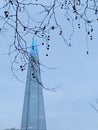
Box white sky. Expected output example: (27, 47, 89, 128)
(0, 1, 98, 130)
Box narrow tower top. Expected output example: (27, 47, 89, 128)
(30, 39, 38, 57)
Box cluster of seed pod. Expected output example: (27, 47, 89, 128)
(20, 65, 25, 71)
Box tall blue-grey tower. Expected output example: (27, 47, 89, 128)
(21, 40, 47, 130)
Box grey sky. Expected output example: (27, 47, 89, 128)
(0, 1, 98, 130)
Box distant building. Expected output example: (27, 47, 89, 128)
(5, 128, 19, 130)
(20, 40, 47, 130)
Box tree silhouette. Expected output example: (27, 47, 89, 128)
(0, 0, 98, 81)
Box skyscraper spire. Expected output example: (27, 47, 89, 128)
(21, 40, 47, 130)
(30, 39, 38, 58)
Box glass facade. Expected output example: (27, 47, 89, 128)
(21, 44, 47, 130)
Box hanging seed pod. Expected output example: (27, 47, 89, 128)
(51, 26, 55, 30)
(42, 43, 44, 45)
(4, 11, 9, 18)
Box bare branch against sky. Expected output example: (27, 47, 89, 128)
(0, 1, 98, 130)
(0, 0, 98, 66)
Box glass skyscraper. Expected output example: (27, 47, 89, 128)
(21, 41, 47, 130)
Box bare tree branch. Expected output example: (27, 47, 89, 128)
(0, 0, 98, 89)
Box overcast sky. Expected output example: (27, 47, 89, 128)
(0, 1, 98, 130)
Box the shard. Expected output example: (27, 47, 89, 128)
(21, 40, 47, 130)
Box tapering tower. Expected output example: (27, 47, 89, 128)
(21, 40, 47, 130)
